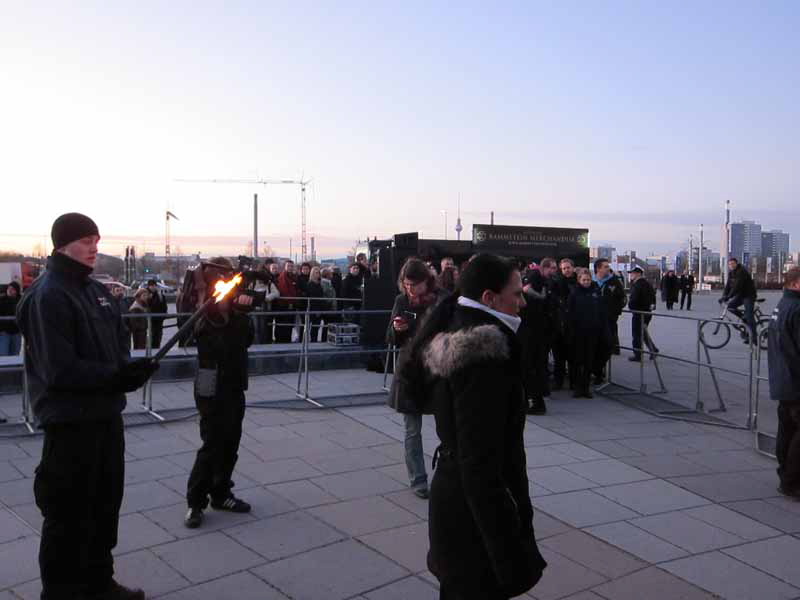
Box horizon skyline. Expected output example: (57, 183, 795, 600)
(3, 3, 798, 258)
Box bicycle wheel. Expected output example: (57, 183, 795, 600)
(758, 318, 770, 351)
(700, 319, 731, 349)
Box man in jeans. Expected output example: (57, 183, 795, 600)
(721, 257, 758, 344)
(768, 267, 800, 497)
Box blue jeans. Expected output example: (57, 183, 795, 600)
(404, 413, 428, 488)
(727, 296, 756, 341)
(0, 333, 21, 356)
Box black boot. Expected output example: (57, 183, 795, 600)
(527, 398, 547, 415)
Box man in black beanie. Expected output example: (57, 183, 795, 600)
(16, 212, 157, 600)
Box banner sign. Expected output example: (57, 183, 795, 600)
(472, 224, 589, 254)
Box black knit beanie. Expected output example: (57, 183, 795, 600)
(51, 213, 99, 249)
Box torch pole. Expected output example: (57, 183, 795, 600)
(153, 297, 215, 362)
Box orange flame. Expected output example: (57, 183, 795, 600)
(212, 273, 243, 303)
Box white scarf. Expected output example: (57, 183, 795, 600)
(457, 296, 522, 334)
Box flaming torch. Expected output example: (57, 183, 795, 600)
(153, 273, 243, 362)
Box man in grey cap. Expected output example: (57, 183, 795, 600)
(17, 213, 157, 600)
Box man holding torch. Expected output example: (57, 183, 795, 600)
(17, 213, 157, 600)
(184, 257, 255, 528)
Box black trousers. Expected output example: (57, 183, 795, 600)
(151, 323, 164, 348)
(187, 390, 246, 509)
(552, 334, 572, 384)
(777, 403, 800, 491)
(573, 344, 597, 394)
(680, 290, 692, 310)
(521, 334, 549, 401)
(631, 313, 656, 359)
(35, 416, 125, 599)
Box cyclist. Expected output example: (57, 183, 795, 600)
(720, 257, 757, 344)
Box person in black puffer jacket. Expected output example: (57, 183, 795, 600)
(567, 269, 611, 398)
(398, 254, 546, 600)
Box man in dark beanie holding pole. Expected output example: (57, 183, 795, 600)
(16, 213, 157, 600)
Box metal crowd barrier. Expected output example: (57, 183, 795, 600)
(602, 308, 770, 447)
(0, 301, 399, 435)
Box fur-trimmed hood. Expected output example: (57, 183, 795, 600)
(423, 323, 511, 378)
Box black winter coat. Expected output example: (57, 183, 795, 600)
(768, 289, 800, 405)
(196, 309, 255, 393)
(340, 274, 363, 303)
(660, 275, 680, 303)
(680, 275, 695, 293)
(629, 278, 656, 312)
(551, 273, 577, 335)
(724, 265, 757, 302)
(147, 290, 168, 330)
(15, 252, 130, 426)
(0, 289, 20, 334)
(416, 306, 546, 597)
(567, 285, 612, 363)
(597, 276, 626, 321)
(304, 280, 327, 314)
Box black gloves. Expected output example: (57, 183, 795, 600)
(115, 358, 159, 393)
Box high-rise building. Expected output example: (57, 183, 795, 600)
(761, 229, 790, 260)
(729, 220, 762, 264)
(590, 246, 616, 261)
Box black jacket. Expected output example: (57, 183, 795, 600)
(680, 275, 695, 293)
(16, 253, 131, 426)
(723, 265, 757, 302)
(0, 285, 20, 334)
(551, 273, 578, 334)
(597, 275, 626, 320)
(147, 289, 168, 329)
(196, 308, 255, 393)
(567, 284, 611, 350)
(386, 290, 447, 413)
(520, 269, 556, 339)
(660, 274, 680, 303)
(413, 306, 546, 596)
(628, 277, 656, 312)
(340, 274, 363, 303)
(304, 280, 327, 314)
(768, 289, 800, 405)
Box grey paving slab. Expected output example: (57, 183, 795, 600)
(528, 466, 596, 493)
(0, 536, 40, 588)
(582, 440, 644, 459)
(585, 521, 689, 563)
(9, 456, 38, 479)
(362, 575, 438, 600)
(324, 428, 397, 449)
(235, 457, 324, 485)
(125, 436, 197, 459)
(6, 503, 41, 534)
(722, 535, 800, 588)
(124, 457, 185, 485)
(312, 468, 406, 500)
(359, 522, 430, 573)
(524, 425, 574, 446)
(303, 447, 398, 474)
(376, 462, 413, 486)
(309, 496, 420, 536)
(0, 444, 29, 461)
(548, 443, 609, 462)
(383, 489, 430, 520)
(533, 510, 574, 540)
(669, 470, 780, 503)
(590, 566, 719, 600)
(112, 549, 190, 597)
(0, 508, 35, 544)
(533, 491, 639, 528)
(143, 502, 256, 539)
(113, 512, 175, 556)
(266, 479, 339, 508)
(0, 461, 22, 483)
(552, 592, 604, 600)
(151, 531, 265, 584)
(670, 432, 748, 451)
(0, 477, 34, 507)
(682, 449, 778, 473)
(661, 551, 799, 600)
(540, 530, 646, 579)
(158, 571, 289, 600)
(227, 510, 344, 560)
(681, 504, 782, 541)
(724, 499, 800, 533)
(119, 480, 184, 515)
(529, 547, 608, 600)
(594, 479, 710, 515)
(618, 454, 714, 478)
(562, 459, 654, 486)
(615, 436, 689, 456)
(525, 446, 582, 468)
(253, 539, 409, 600)
(629, 511, 745, 553)
(8, 578, 42, 600)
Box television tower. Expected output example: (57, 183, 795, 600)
(455, 195, 463, 241)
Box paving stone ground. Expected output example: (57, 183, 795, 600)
(0, 291, 795, 599)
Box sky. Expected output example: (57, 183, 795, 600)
(1, 1, 798, 259)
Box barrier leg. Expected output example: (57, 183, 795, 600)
(696, 321, 704, 412)
(21, 335, 34, 433)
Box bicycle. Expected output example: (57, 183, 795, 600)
(699, 298, 770, 351)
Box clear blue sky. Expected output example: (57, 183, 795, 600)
(1, 1, 798, 258)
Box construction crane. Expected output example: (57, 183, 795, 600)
(174, 177, 312, 260)
(165, 210, 179, 257)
